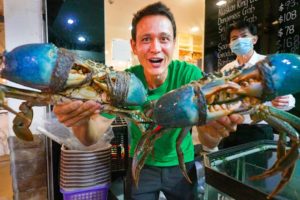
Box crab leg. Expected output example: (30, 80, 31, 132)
(12, 102, 34, 141)
(249, 107, 299, 198)
(267, 164, 295, 199)
(132, 131, 155, 187)
(132, 126, 169, 187)
(0, 85, 55, 105)
(176, 127, 193, 183)
(102, 104, 152, 125)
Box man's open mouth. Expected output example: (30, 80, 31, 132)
(149, 58, 163, 64)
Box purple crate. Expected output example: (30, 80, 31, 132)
(60, 184, 110, 200)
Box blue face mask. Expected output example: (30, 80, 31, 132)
(229, 37, 253, 55)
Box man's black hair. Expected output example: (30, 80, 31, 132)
(131, 1, 176, 41)
(226, 21, 257, 43)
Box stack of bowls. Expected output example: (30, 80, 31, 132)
(60, 144, 111, 190)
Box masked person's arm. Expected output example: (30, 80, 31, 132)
(53, 100, 114, 146)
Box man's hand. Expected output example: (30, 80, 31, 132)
(197, 114, 244, 149)
(53, 100, 102, 127)
(53, 100, 115, 146)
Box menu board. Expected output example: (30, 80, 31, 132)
(277, 0, 300, 53)
(204, 0, 300, 72)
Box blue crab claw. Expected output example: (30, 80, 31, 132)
(1, 43, 74, 92)
(232, 53, 300, 101)
(152, 80, 241, 127)
(262, 53, 300, 99)
(0, 43, 147, 107)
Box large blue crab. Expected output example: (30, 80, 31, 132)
(0, 43, 150, 141)
(1, 43, 299, 199)
(133, 53, 300, 199)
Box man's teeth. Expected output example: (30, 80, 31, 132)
(149, 58, 163, 63)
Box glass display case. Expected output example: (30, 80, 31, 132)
(204, 140, 300, 200)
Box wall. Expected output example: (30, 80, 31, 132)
(104, 0, 205, 71)
(3, 0, 46, 141)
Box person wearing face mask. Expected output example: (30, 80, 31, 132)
(219, 20, 296, 149)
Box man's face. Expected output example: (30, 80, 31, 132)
(131, 15, 175, 78)
(229, 28, 257, 44)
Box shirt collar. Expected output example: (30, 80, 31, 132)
(246, 51, 259, 67)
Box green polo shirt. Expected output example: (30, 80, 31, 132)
(127, 60, 202, 166)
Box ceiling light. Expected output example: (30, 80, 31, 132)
(67, 18, 74, 25)
(78, 36, 86, 42)
(191, 26, 200, 33)
(272, 20, 279, 25)
(216, 0, 227, 6)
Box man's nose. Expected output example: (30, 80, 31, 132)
(150, 39, 161, 53)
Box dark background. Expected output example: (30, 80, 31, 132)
(204, 0, 300, 72)
(46, 0, 105, 62)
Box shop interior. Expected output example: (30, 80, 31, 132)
(0, 0, 300, 199)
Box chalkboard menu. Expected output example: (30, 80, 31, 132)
(277, 0, 300, 53)
(204, 0, 300, 72)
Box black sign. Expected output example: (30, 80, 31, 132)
(277, 0, 300, 53)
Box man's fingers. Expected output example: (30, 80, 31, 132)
(53, 101, 83, 115)
(62, 105, 101, 125)
(53, 100, 102, 127)
(207, 120, 230, 137)
(229, 114, 244, 124)
(198, 124, 219, 138)
(216, 116, 234, 132)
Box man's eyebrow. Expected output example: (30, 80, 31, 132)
(138, 33, 151, 38)
(160, 32, 172, 37)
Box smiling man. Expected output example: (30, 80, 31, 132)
(53, 2, 244, 199)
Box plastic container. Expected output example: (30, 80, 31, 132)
(8, 135, 48, 200)
(60, 144, 111, 191)
(204, 140, 300, 200)
(60, 184, 110, 200)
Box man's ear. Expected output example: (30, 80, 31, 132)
(130, 39, 137, 55)
(252, 35, 258, 45)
